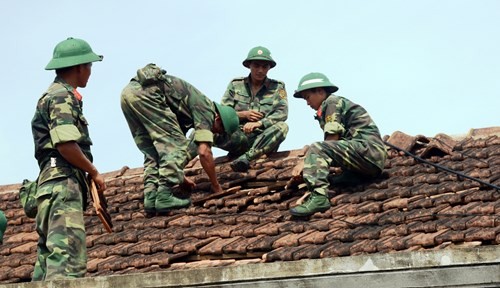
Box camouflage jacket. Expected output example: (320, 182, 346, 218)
(31, 77, 93, 185)
(221, 76, 288, 129)
(132, 64, 217, 143)
(316, 94, 387, 169)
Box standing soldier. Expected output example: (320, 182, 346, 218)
(120, 63, 239, 216)
(290, 72, 387, 217)
(216, 46, 289, 172)
(31, 37, 106, 280)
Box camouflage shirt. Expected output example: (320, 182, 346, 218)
(316, 94, 387, 169)
(131, 68, 216, 143)
(221, 76, 288, 129)
(31, 77, 93, 184)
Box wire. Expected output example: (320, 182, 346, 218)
(384, 141, 499, 191)
(435, 137, 489, 165)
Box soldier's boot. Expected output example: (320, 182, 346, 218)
(230, 155, 250, 172)
(289, 192, 330, 217)
(226, 151, 243, 160)
(144, 191, 157, 217)
(155, 189, 191, 213)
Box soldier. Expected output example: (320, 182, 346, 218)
(0, 210, 6, 244)
(31, 37, 106, 280)
(217, 46, 289, 172)
(290, 72, 387, 217)
(120, 63, 239, 216)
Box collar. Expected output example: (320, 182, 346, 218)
(315, 95, 332, 119)
(54, 76, 82, 100)
(244, 74, 270, 89)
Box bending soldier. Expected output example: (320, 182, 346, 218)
(121, 63, 239, 216)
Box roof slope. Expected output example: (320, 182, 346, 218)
(0, 128, 499, 284)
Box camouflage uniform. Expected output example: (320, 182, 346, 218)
(303, 95, 387, 196)
(31, 77, 91, 280)
(217, 76, 289, 160)
(121, 64, 218, 209)
(0, 210, 6, 244)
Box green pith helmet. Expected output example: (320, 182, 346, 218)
(242, 46, 276, 68)
(293, 72, 339, 98)
(214, 103, 239, 134)
(0, 210, 6, 243)
(45, 37, 103, 70)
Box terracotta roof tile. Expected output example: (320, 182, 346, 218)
(298, 231, 331, 245)
(221, 236, 254, 254)
(278, 245, 312, 261)
(321, 241, 355, 257)
(147, 239, 172, 253)
(464, 227, 499, 242)
(8, 264, 32, 281)
(198, 237, 241, 255)
(272, 230, 316, 248)
(172, 237, 214, 254)
(123, 241, 155, 255)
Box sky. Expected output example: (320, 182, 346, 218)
(1, 0, 499, 185)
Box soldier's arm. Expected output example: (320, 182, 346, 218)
(197, 142, 222, 193)
(57, 141, 106, 192)
(222, 80, 262, 122)
(323, 97, 345, 140)
(48, 93, 106, 192)
(220, 82, 235, 107)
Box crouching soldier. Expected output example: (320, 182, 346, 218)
(290, 72, 387, 217)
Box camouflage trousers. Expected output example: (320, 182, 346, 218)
(303, 140, 384, 196)
(121, 85, 188, 195)
(212, 121, 288, 161)
(32, 176, 87, 281)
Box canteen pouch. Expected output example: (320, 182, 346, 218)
(19, 179, 38, 218)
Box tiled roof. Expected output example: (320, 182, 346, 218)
(0, 127, 499, 284)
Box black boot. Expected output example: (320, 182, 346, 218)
(230, 156, 250, 172)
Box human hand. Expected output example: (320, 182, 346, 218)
(245, 110, 264, 122)
(243, 122, 262, 133)
(211, 182, 223, 194)
(286, 161, 304, 190)
(92, 173, 107, 193)
(180, 176, 196, 192)
(292, 160, 304, 178)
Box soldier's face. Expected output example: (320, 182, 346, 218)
(249, 61, 271, 82)
(302, 89, 326, 110)
(77, 63, 92, 88)
(212, 115, 224, 134)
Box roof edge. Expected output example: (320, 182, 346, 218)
(4, 245, 499, 288)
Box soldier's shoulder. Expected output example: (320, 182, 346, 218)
(229, 77, 246, 83)
(38, 82, 70, 103)
(164, 74, 180, 82)
(323, 94, 341, 105)
(46, 82, 71, 97)
(267, 78, 286, 88)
